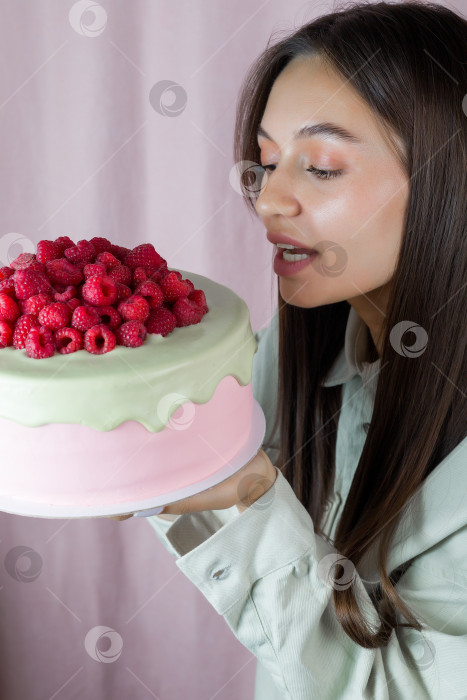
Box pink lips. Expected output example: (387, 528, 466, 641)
(266, 232, 317, 253)
(273, 247, 318, 276)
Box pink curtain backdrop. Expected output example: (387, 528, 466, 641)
(0, 1, 462, 698)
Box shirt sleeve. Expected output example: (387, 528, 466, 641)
(149, 464, 467, 700)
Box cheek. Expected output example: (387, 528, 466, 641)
(309, 173, 407, 276)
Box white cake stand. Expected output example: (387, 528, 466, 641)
(0, 399, 267, 519)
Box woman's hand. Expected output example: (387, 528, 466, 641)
(109, 449, 277, 521)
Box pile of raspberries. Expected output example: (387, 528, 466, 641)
(0, 237, 208, 359)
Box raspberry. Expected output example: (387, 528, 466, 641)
(54, 285, 77, 302)
(134, 280, 163, 309)
(36, 240, 61, 264)
(13, 315, 40, 349)
(25, 326, 55, 359)
(25, 261, 46, 273)
(71, 305, 101, 332)
(46, 259, 83, 286)
(133, 267, 148, 285)
(146, 307, 177, 337)
(0, 278, 16, 297)
(38, 302, 71, 331)
(109, 243, 131, 262)
(67, 297, 81, 311)
(96, 251, 120, 270)
(172, 297, 205, 327)
(10, 253, 36, 270)
(117, 294, 149, 323)
(14, 269, 52, 300)
(116, 320, 147, 347)
(159, 271, 191, 302)
(21, 293, 52, 316)
(53, 236, 75, 256)
(83, 263, 106, 279)
(64, 239, 96, 265)
(115, 283, 132, 302)
(108, 264, 132, 286)
(84, 324, 116, 355)
(188, 289, 209, 312)
(0, 293, 20, 323)
(81, 275, 118, 306)
(54, 327, 84, 354)
(0, 267, 14, 281)
(0, 321, 13, 347)
(89, 237, 112, 255)
(95, 305, 121, 329)
(150, 260, 168, 282)
(124, 243, 163, 270)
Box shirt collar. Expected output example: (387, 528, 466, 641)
(321, 304, 382, 391)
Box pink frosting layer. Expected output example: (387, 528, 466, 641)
(0, 375, 253, 507)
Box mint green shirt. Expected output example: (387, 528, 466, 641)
(148, 305, 467, 699)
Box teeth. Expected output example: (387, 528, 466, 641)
(276, 243, 295, 249)
(283, 250, 311, 262)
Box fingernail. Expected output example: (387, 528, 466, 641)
(134, 506, 165, 517)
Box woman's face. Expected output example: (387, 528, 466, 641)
(255, 54, 409, 345)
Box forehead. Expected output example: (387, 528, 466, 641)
(258, 55, 395, 156)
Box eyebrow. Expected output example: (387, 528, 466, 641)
(256, 122, 362, 145)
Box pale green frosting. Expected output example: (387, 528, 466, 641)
(0, 271, 257, 432)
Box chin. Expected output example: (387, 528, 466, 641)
(279, 283, 345, 309)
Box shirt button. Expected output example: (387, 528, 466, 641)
(211, 566, 230, 580)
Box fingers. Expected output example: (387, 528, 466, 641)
(133, 506, 166, 518)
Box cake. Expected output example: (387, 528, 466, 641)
(0, 238, 264, 518)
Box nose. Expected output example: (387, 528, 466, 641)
(255, 167, 300, 219)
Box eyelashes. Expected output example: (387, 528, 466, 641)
(261, 163, 343, 181)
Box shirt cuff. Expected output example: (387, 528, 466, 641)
(165, 467, 320, 615)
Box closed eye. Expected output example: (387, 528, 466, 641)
(262, 163, 343, 181)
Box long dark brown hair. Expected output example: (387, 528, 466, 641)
(233, 0, 467, 648)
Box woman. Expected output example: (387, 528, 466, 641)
(118, 1, 467, 697)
